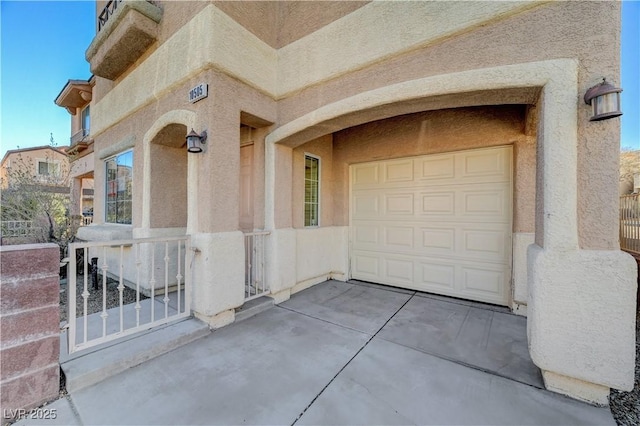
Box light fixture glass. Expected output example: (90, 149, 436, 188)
(186, 129, 207, 153)
(584, 79, 623, 121)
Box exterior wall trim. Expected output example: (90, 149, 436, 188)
(90, 2, 543, 138)
(97, 135, 135, 160)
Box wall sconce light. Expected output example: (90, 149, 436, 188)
(584, 78, 623, 121)
(186, 129, 207, 153)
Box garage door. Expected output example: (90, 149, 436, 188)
(350, 146, 512, 305)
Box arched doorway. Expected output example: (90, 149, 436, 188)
(149, 123, 188, 229)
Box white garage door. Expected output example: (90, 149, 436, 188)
(350, 146, 512, 306)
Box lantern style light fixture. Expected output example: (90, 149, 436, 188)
(186, 129, 207, 153)
(584, 78, 623, 121)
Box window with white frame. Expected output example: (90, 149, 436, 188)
(37, 160, 60, 177)
(105, 150, 133, 224)
(304, 154, 320, 227)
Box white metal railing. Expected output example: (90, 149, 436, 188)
(621, 193, 640, 255)
(244, 231, 269, 301)
(66, 235, 191, 354)
(82, 216, 93, 226)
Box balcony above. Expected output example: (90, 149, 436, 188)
(86, 1, 163, 81)
(55, 80, 92, 115)
(69, 129, 93, 154)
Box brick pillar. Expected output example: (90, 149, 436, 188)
(1, 244, 60, 423)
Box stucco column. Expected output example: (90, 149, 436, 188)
(70, 177, 83, 217)
(264, 140, 296, 300)
(536, 80, 579, 251)
(527, 62, 637, 404)
(186, 154, 199, 235)
(189, 107, 245, 327)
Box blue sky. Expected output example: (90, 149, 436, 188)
(1, 1, 94, 155)
(1, 1, 639, 158)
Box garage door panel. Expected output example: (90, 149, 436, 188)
(383, 160, 414, 183)
(462, 189, 509, 218)
(384, 258, 414, 284)
(352, 254, 380, 279)
(353, 225, 379, 245)
(418, 262, 456, 289)
(351, 146, 512, 306)
(384, 193, 414, 215)
(420, 227, 456, 252)
(461, 265, 507, 300)
(461, 149, 510, 180)
(420, 192, 456, 215)
(417, 155, 455, 181)
(462, 228, 509, 261)
(384, 226, 414, 249)
(353, 164, 380, 186)
(353, 194, 380, 218)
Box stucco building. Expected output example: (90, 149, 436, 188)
(0, 146, 69, 189)
(73, 0, 636, 404)
(55, 78, 96, 222)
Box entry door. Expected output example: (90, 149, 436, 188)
(350, 146, 512, 306)
(239, 144, 254, 231)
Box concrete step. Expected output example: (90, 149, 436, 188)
(61, 318, 210, 393)
(235, 296, 274, 322)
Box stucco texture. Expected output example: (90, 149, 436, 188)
(84, 1, 635, 400)
(274, 1, 620, 250)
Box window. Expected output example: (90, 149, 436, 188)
(304, 155, 320, 227)
(37, 161, 59, 176)
(105, 150, 133, 224)
(81, 106, 90, 136)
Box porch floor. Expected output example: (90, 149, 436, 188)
(23, 280, 613, 425)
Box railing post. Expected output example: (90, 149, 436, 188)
(67, 243, 77, 354)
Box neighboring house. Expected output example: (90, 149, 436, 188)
(54, 78, 95, 224)
(0, 145, 70, 244)
(71, 0, 636, 404)
(0, 145, 69, 189)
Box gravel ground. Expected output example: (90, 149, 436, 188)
(610, 307, 640, 425)
(59, 274, 147, 323)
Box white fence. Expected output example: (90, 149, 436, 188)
(244, 231, 269, 301)
(0, 220, 42, 238)
(621, 193, 640, 255)
(66, 235, 191, 354)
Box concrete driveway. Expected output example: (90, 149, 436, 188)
(23, 280, 614, 425)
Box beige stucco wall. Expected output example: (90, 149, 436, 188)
(274, 1, 620, 250)
(91, 66, 275, 231)
(83, 0, 635, 402)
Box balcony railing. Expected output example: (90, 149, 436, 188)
(98, 0, 160, 32)
(620, 193, 640, 255)
(65, 235, 191, 354)
(70, 128, 90, 146)
(98, 0, 121, 32)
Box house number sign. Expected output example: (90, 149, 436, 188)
(189, 83, 208, 103)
